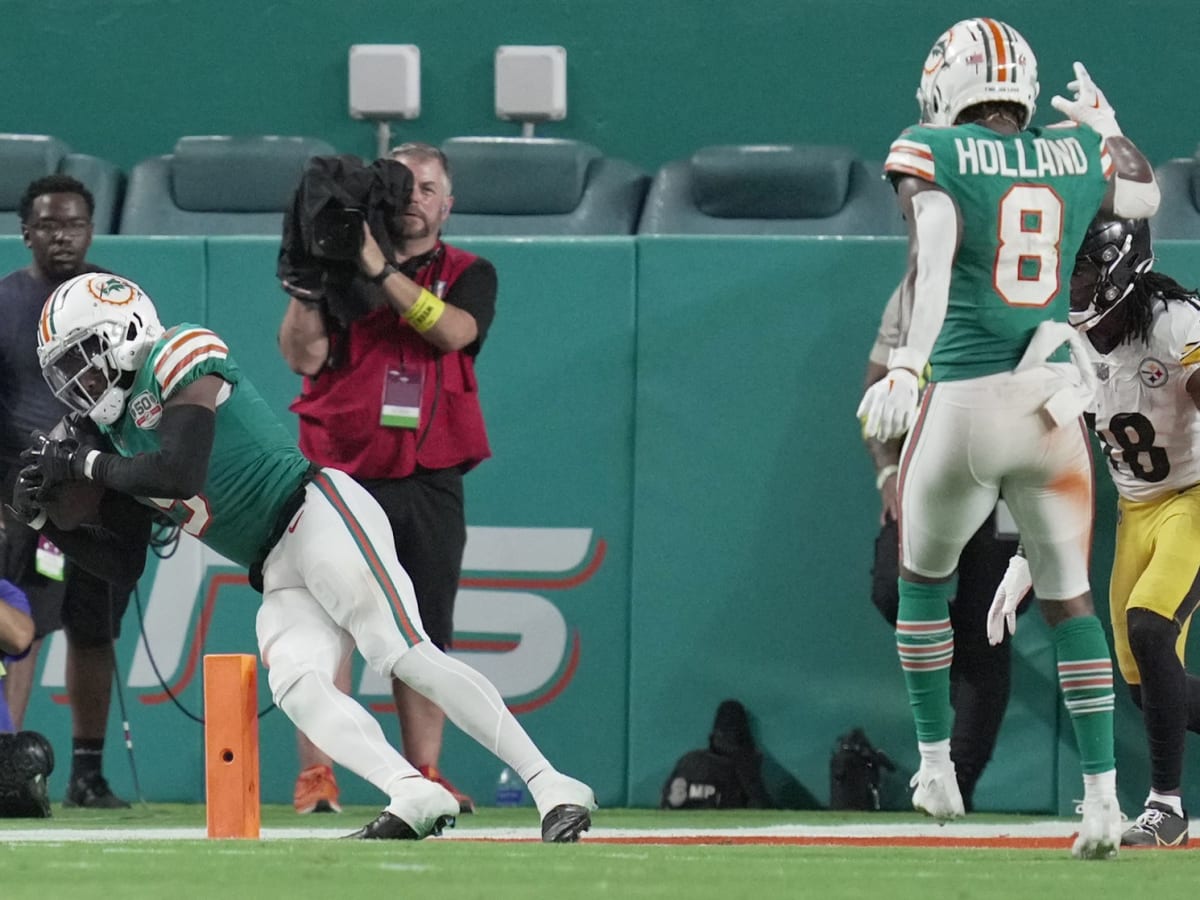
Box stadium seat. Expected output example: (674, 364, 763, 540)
(0, 134, 124, 234)
(119, 135, 337, 235)
(1150, 152, 1200, 238)
(439, 137, 649, 236)
(637, 144, 905, 235)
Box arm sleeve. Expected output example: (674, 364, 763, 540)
(90, 404, 215, 499)
(444, 258, 498, 355)
(40, 491, 153, 591)
(891, 189, 957, 374)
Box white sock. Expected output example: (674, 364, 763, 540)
(279, 670, 419, 797)
(1147, 790, 1183, 817)
(1083, 769, 1117, 799)
(918, 739, 952, 769)
(392, 642, 551, 784)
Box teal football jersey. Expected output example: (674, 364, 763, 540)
(101, 324, 312, 567)
(885, 122, 1113, 381)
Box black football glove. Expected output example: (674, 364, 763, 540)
(21, 431, 88, 488)
(6, 465, 47, 529)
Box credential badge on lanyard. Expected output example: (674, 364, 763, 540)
(381, 368, 424, 429)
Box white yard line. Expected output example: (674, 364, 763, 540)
(0, 820, 1158, 843)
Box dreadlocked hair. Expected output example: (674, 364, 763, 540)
(1117, 271, 1200, 347)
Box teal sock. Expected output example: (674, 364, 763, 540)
(896, 578, 956, 744)
(1055, 615, 1116, 775)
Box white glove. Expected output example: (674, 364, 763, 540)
(987, 554, 1033, 646)
(1050, 62, 1122, 139)
(857, 368, 919, 441)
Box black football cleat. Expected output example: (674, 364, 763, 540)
(1121, 802, 1189, 848)
(343, 809, 455, 840)
(344, 810, 420, 840)
(541, 803, 592, 843)
(63, 773, 131, 809)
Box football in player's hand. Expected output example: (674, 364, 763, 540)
(39, 478, 104, 531)
(24, 415, 103, 530)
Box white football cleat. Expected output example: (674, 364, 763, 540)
(1072, 795, 1122, 860)
(910, 762, 965, 820)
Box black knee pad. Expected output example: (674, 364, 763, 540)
(1128, 683, 1143, 710)
(1127, 607, 1179, 664)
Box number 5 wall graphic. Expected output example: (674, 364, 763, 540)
(39, 527, 604, 713)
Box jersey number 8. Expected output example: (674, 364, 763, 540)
(993, 184, 1064, 308)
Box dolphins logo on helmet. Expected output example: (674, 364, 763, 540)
(37, 273, 164, 425)
(917, 18, 1039, 128)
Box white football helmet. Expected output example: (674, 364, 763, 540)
(917, 18, 1039, 128)
(37, 273, 164, 425)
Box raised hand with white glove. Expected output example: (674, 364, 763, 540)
(1050, 62, 1159, 219)
(986, 553, 1033, 646)
(857, 368, 920, 442)
(1049, 62, 1122, 139)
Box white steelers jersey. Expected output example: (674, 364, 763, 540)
(1087, 298, 1200, 501)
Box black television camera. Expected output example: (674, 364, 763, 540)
(310, 206, 367, 261)
(277, 154, 414, 327)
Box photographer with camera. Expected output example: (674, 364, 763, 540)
(278, 142, 496, 815)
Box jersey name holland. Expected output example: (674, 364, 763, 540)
(886, 122, 1114, 381)
(101, 324, 312, 567)
(1086, 299, 1200, 502)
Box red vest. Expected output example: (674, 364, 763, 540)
(291, 243, 491, 478)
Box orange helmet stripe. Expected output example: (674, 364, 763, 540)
(981, 18, 1010, 82)
(39, 289, 61, 343)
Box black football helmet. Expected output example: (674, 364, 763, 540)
(1069, 216, 1154, 332)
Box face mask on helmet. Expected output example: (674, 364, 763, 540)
(37, 273, 164, 425)
(916, 18, 1039, 127)
(1068, 218, 1154, 332)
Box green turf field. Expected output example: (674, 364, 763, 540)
(1, 805, 1195, 900)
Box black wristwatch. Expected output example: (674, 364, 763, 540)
(368, 263, 396, 285)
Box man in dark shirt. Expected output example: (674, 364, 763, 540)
(0, 175, 140, 807)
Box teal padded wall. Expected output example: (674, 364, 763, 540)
(0, 1, 1196, 174)
(9, 236, 1200, 817)
(629, 237, 1062, 813)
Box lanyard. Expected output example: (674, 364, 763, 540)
(403, 243, 448, 298)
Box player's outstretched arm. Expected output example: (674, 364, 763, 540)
(1050, 61, 1158, 218)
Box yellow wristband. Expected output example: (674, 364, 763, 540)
(403, 288, 446, 333)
